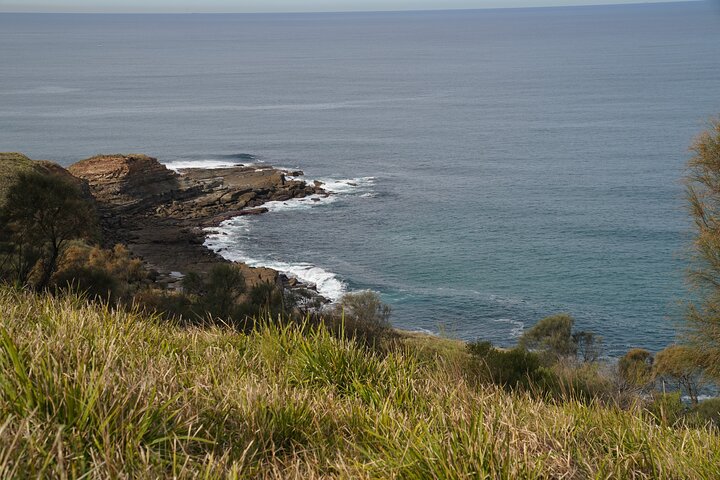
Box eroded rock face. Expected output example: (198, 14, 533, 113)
(68, 154, 181, 210)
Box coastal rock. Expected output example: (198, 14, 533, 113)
(237, 207, 269, 216)
(64, 152, 329, 302)
(69, 154, 181, 210)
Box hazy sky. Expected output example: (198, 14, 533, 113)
(0, 0, 698, 13)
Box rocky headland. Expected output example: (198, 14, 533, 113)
(16, 153, 328, 294)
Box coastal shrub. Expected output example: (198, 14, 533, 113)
(654, 345, 707, 405)
(179, 264, 250, 326)
(52, 264, 118, 302)
(202, 263, 247, 320)
(52, 243, 146, 302)
(645, 392, 686, 427)
(685, 117, 720, 380)
(573, 330, 603, 363)
(329, 291, 395, 349)
(688, 398, 720, 427)
(286, 286, 326, 318)
(466, 340, 544, 390)
(519, 314, 603, 365)
(518, 313, 577, 362)
(246, 281, 289, 321)
(540, 361, 617, 402)
(133, 288, 196, 322)
(0, 170, 98, 290)
(618, 348, 655, 390)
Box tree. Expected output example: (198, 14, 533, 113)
(618, 348, 654, 390)
(204, 264, 246, 319)
(654, 345, 706, 405)
(573, 330, 603, 363)
(518, 314, 577, 361)
(685, 117, 720, 379)
(0, 171, 97, 290)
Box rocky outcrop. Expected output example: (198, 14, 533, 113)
(67, 154, 328, 295)
(0, 153, 95, 208)
(68, 154, 183, 211)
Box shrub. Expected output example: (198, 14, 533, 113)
(573, 330, 603, 363)
(618, 348, 654, 390)
(466, 340, 544, 391)
(654, 345, 707, 405)
(518, 313, 577, 361)
(0, 170, 98, 290)
(329, 291, 394, 349)
(52, 243, 146, 302)
(645, 392, 686, 427)
(688, 398, 720, 428)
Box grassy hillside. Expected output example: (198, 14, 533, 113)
(0, 288, 718, 479)
(0, 153, 37, 205)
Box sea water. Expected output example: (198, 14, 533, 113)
(2, 2, 720, 355)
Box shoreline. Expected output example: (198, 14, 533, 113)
(67, 153, 335, 300)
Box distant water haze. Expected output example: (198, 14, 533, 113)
(1, 2, 719, 354)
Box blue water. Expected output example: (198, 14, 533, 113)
(2, 2, 720, 355)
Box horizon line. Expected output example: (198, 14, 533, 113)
(0, 0, 703, 15)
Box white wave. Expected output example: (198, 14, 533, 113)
(164, 159, 256, 171)
(260, 261, 347, 302)
(263, 194, 337, 212)
(202, 173, 377, 302)
(204, 221, 346, 301)
(318, 176, 375, 194)
(492, 318, 525, 338)
(406, 327, 439, 336)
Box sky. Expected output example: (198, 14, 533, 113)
(0, 0, 699, 13)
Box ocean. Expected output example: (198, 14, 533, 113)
(2, 2, 719, 355)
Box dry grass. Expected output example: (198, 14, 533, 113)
(0, 287, 718, 479)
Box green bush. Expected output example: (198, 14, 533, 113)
(688, 398, 720, 428)
(646, 392, 686, 427)
(329, 291, 395, 349)
(518, 314, 577, 362)
(466, 340, 544, 390)
(0, 170, 98, 290)
(618, 348, 654, 390)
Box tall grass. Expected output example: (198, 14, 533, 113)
(0, 287, 718, 478)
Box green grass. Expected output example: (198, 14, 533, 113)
(0, 287, 719, 478)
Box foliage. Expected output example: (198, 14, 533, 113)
(52, 243, 146, 302)
(688, 398, 720, 428)
(246, 281, 289, 320)
(685, 117, 720, 379)
(654, 345, 707, 405)
(573, 330, 603, 363)
(518, 314, 578, 361)
(203, 263, 247, 319)
(645, 392, 686, 427)
(618, 348, 655, 390)
(329, 291, 394, 348)
(1, 287, 719, 478)
(466, 340, 544, 391)
(0, 170, 97, 290)
(541, 361, 617, 402)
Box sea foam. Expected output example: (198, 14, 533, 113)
(203, 174, 377, 302)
